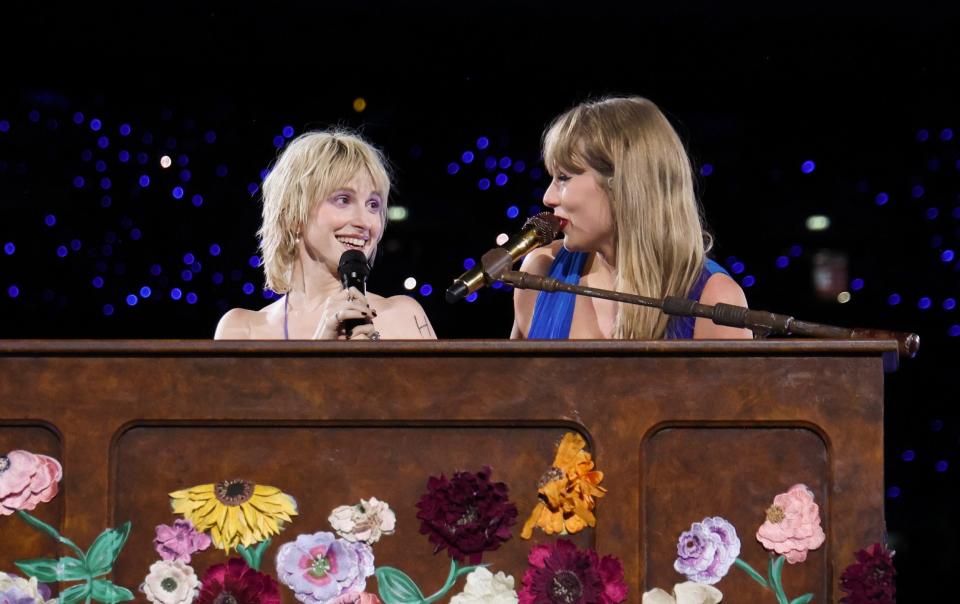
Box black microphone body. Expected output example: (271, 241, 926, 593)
(446, 212, 561, 303)
(337, 249, 371, 334)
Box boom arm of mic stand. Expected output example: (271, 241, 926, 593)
(501, 270, 919, 359)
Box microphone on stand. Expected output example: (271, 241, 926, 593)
(445, 212, 562, 303)
(338, 249, 371, 334)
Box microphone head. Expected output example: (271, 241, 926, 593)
(523, 212, 562, 246)
(338, 249, 370, 290)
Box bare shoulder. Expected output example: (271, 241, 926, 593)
(368, 293, 436, 339)
(518, 240, 562, 276)
(214, 298, 283, 339)
(214, 308, 257, 339)
(693, 272, 752, 339)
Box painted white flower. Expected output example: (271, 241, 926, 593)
(642, 581, 723, 604)
(329, 497, 396, 544)
(450, 567, 518, 604)
(140, 560, 200, 604)
(0, 571, 55, 604)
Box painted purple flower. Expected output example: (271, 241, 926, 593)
(154, 519, 212, 563)
(673, 517, 741, 585)
(276, 531, 374, 604)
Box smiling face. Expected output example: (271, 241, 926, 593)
(302, 170, 385, 274)
(542, 166, 615, 256)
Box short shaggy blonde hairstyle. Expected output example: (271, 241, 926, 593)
(258, 130, 391, 293)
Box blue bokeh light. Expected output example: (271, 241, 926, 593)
(851, 278, 865, 291)
(801, 160, 816, 174)
(89, 118, 102, 131)
(181, 269, 193, 281)
(130, 228, 141, 240)
(100, 177, 112, 190)
(495, 173, 508, 186)
(466, 292, 478, 302)
(912, 185, 925, 198)
(191, 194, 203, 207)
(282, 125, 295, 138)
(775, 256, 789, 269)
(700, 163, 714, 177)
(186, 293, 198, 304)
(140, 286, 152, 298)
(875, 192, 889, 206)
(513, 160, 526, 173)
(150, 264, 162, 276)
(92, 276, 104, 288)
(731, 261, 745, 274)
(139, 175, 150, 187)
(499, 157, 512, 169)
(941, 249, 954, 262)
(476, 136, 489, 150)
(44, 214, 56, 227)
(102, 304, 114, 316)
(944, 298, 956, 310)
(478, 178, 491, 191)
(248, 255, 261, 268)
(484, 156, 497, 171)
(170, 288, 183, 301)
(7, 285, 19, 298)
(73, 112, 84, 124)
(461, 151, 474, 164)
(507, 205, 520, 219)
(95, 160, 107, 173)
(119, 123, 131, 136)
(742, 275, 755, 287)
(209, 243, 221, 256)
(4, 242, 15, 255)
(789, 245, 803, 257)
(926, 207, 939, 220)
(447, 162, 460, 175)
(183, 253, 195, 265)
(126, 294, 138, 306)
(247, 183, 259, 195)
(463, 258, 476, 270)
(242, 282, 255, 295)
(902, 450, 916, 462)
(72, 176, 85, 188)
(172, 186, 184, 199)
(936, 460, 949, 472)
(97, 136, 109, 149)
(940, 128, 954, 141)
(916, 129, 929, 142)
(886, 486, 901, 499)
(56, 246, 67, 258)
(419, 284, 433, 296)
(888, 293, 901, 305)
(918, 297, 932, 310)
(204, 131, 217, 144)
(949, 325, 960, 337)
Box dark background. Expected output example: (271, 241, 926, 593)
(2, 2, 958, 598)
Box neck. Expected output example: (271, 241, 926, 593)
(286, 250, 344, 311)
(596, 239, 617, 270)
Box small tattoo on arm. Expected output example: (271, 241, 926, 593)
(415, 315, 433, 337)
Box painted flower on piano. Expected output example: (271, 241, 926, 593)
(755, 483, 826, 564)
(673, 517, 741, 585)
(275, 531, 375, 604)
(518, 538, 627, 604)
(169, 479, 298, 553)
(416, 466, 518, 564)
(520, 432, 606, 539)
(329, 497, 396, 544)
(0, 450, 62, 515)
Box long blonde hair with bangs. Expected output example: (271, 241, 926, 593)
(258, 130, 391, 293)
(543, 96, 711, 339)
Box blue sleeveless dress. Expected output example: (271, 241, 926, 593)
(527, 248, 728, 339)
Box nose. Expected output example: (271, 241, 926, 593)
(542, 181, 560, 208)
(351, 204, 380, 235)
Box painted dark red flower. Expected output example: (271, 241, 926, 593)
(519, 539, 628, 604)
(415, 466, 518, 564)
(839, 542, 896, 604)
(195, 558, 280, 604)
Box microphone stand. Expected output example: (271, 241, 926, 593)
(500, 270, 920, 359)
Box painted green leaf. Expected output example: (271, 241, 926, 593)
(86, 522, 132, 576)
(14, 557, 85, 582)
(790, 594, 815, 604)
(376, 567, 425, 604)
(91, 579, 135, 603)
(59, 584, 89, 604)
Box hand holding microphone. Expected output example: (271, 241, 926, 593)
(446, 212, 562, 303)
(312, 250, 377, 340)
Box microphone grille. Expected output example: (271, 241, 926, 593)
(523, 212, 561, 245)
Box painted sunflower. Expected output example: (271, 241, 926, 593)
(521, 432, 606, 539)
(170, 479, 297, 552)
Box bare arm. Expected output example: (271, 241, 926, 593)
(693, 273, 753, 339)
(511, 245, 558, 339)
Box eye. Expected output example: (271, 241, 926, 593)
(367, 197, 382, 211)
(332, 194, 350, 206)
(555, 173, 571, 183)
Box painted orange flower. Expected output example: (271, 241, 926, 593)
(521, 432, 606, 539)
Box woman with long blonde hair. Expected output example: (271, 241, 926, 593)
(512, 97, 751, 340)
(216, 129, 435, 340)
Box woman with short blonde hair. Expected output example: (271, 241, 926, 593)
(216, 129, 435, 340)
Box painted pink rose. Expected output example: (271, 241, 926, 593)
(328, 593, 383, 604)
(0, 451, 62, 515)
(756, 483, 826, 563)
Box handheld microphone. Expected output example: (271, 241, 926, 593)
(338, 249, 371, 333)
(445, 212, 562, 303)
